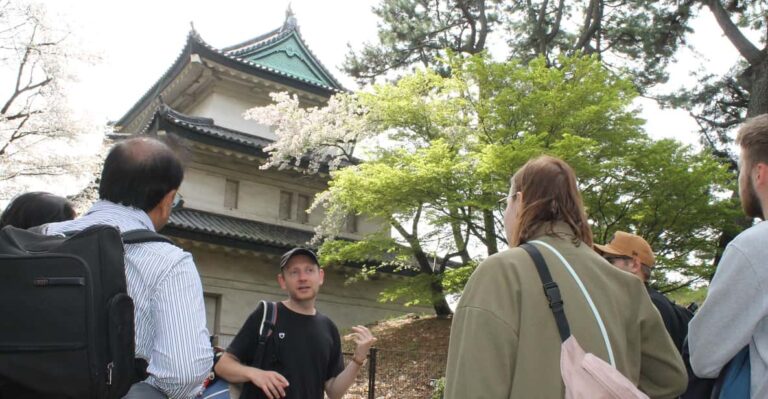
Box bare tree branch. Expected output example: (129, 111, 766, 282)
(706, 0, 763, 65)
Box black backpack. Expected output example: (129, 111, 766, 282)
(0, 225, 171, 399)
(679, 303, 717, 399)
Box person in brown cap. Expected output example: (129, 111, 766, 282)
(595, 231, 691, 354)
(594, 231, 656, 282)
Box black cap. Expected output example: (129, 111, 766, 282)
(279, 247, 320, 270)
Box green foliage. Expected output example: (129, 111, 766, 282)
(345, 0, 695, 89)
(262, 53, 738, 313)
(432, 376, 446, 399)
(505, 0, 695, 87)
(378, 274, 443, 307)
(666, 286, 708, 308)
(343, 0, 501, 83)
(585, 139, 739, 289)
(319, 235, 415, 284)
(442, 262, 477, 295)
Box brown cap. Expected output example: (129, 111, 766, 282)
(594, 231, 655, 267)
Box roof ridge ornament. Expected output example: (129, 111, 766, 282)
(282, 3, 297, 32)
(188, 21, 203, 40)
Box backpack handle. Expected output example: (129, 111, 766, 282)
(121, 229, 174, 245)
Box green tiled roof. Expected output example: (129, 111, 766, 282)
(223, 18, 344, 91)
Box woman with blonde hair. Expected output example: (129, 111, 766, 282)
(445, 155, 687, 398)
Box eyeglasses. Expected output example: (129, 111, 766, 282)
(172, 192, 184, 209)
(604, 255, 632, 265)
(496, 193, 518, 213)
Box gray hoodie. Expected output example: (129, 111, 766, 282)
(689, 221, 768, 398)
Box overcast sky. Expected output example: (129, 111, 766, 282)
(32, 0, 748, 197)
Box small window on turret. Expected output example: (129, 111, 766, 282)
(297, 194, 310, 224)
(280, 191, 293, 220)
(224, 180, 239, 209)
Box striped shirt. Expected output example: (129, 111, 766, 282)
(46, 200, 213, 398)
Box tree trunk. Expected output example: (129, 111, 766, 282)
(483, 209, 499, 255)
(449, 208, 472, 264)
(431, 278, 454, 318)
(746, 59, 768, 117)
(404, 234, 454, 318)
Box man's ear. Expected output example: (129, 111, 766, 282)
(163, 189, 176, 209)
(754, 162, 768, 187)
(146, 189, 177, 230)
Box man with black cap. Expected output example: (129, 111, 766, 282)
(214, 247, 376, 399)
(595, 231, 690, 353)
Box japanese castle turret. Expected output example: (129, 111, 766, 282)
(113, 11, 428, 347)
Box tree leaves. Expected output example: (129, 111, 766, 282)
(248, 54, 737, 311)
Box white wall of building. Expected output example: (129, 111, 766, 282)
(188, 84, 275, 139)
(180, 164, 380, 237)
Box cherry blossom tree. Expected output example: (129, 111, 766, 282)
(244, 91, 369, 173)
(0, 0, 96, 200)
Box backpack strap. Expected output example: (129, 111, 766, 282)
(528, 239, 616, 367)
(26, 224, 48, 235)
(253, 301, 278, 368)
(258, 300, 278, 339)
(121, 229, 174, 245)
(521, 243, 571, 342)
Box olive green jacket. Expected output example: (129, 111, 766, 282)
(445, 223, 687, 399)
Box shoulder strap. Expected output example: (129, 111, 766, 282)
(121, 229, 174, 245)
(253, 301, 278, 368)
(258, 301, 278, 340)
(26, 224, 48, 235)
(520, 243, 571, 342)
(528, 239, 616, 367)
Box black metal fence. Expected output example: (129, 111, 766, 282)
(342, 347, 447, 399)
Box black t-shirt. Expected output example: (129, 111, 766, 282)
(227, 302, 345, 399)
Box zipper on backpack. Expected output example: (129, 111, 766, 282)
(107, 362, 113, 385)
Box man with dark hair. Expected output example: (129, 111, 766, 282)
(214, 247, 376, 399)
(45, 137, 212, 398)
(689, 114, 768, 398)
(98, 137, 185, 212)
(595, 231, 690, 353)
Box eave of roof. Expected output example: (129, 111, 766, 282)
(154, 105, 272, 157)
(164, 208, 314, 253)
(147, 106, 353, 174)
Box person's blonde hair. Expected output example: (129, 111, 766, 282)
(509, 155, 593, 247)
(736, 114, 768, 168)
